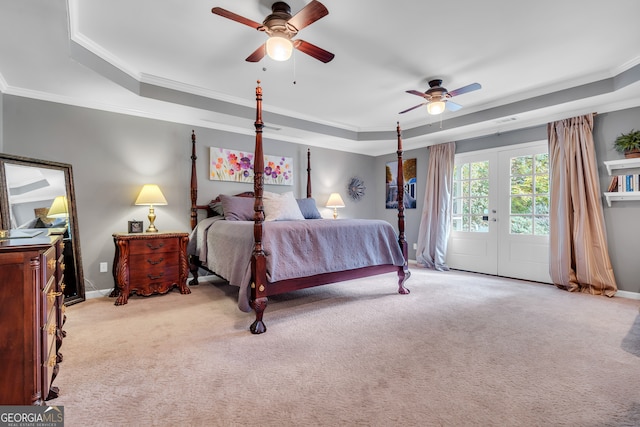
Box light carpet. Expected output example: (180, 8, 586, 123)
(52, 266, 640, 426)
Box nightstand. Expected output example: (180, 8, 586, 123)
(111, 231, 191, 305)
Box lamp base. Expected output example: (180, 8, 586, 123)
(333, 208, 338, 219)
(146, 207, 159, 232)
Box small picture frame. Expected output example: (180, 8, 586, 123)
(128, 220, 143, 233)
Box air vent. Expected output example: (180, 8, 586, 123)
(495, 117, 517, 124)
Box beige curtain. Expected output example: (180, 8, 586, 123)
(547, 113, 617, 296)
(416, 142, 455, 271)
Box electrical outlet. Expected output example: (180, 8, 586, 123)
(99, 262, 108, 273)
(413, 243, 417, 250)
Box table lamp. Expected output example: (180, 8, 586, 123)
(135, 184, 167, 232)
(47, 195, 69, 219)
(326, 193, 345, 219)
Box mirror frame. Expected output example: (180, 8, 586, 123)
(0, 154, 85, 305)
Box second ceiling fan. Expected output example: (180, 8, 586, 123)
(400, 79, 481, 115)
(212, 1, 334, 63)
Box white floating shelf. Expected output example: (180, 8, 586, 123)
(604, 158, 640, 175)
(603, 191, 640, 207)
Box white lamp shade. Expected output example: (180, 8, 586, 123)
(427, 100, 446, 115)
(47, 195, 69, 218)
(135, 184, 167, 206)
(326, 193, 345, 208)
(266, 35, 293, 61)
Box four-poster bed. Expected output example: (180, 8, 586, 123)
(188, 82, 410, 334)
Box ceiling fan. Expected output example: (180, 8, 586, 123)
(400, 79, 481, 115)
(211, 1, 334, 63)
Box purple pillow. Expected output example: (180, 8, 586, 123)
(219, 194, 254, 221)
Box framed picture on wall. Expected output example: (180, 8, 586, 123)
(209, 147, 294, 186)
(385, 158, 417, 209)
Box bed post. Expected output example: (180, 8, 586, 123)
(190, 130, 198, 230)
(188, 130, 203, 286)
(250, 81, 268, 334)
(396, 122, 411, 294)
(307, 149, 312, 198)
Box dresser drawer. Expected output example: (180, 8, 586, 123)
(129, 238, 178, 255)
(42, 311, 58, 364)
(129, 251, 178, 268)
(42, 275, 59, 324)
(42, 342, 58, 400)
(42, 245, 57, 290)
(129, 264, 179, 284)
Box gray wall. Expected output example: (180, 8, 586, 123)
(2, 94, 639, 295)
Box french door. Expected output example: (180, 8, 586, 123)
(446, 142, 552, 283)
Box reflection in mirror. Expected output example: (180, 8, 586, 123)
(0, 154, 85, 305)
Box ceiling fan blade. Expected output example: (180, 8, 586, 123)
(288, 0, 329, 31)
(399, 103, 427, 114)
(293, 39, 334, 63)
(445, 101, 463, 111)
(245, 44, 266, 62)
(211, 7, 262, 29)
(406, 90, 427, 98)
(448, 83, 481, 98)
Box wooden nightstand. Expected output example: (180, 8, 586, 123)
(111, 232, 191, 305)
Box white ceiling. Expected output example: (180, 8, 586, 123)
(1, 0, 640, 156)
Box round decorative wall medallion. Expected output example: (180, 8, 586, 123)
(347, 176, 366, 201)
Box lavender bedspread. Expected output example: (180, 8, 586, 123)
(188, 218, 405, 312)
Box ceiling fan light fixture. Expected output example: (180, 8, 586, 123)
(427, 100, 446, 115)
(266, 35, 293, 61)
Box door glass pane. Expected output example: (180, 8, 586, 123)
(471, 215, 489, 232)
(509, 154, 549, 236)
(452, 161, 489, 233)
(510, 216, 533, 234)
(511, 196, 533, 214)
(534, 215, 550, 235)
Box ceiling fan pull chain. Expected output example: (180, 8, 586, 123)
(292, 52, 297, 85)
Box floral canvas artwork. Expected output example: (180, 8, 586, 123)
(209, 147, 293, 186)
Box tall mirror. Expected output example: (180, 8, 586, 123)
(0, 154, 85, 305)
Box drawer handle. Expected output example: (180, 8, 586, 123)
(147, 272, 165, 280)
(47, 290, 62, 303)
(146, 257, 164, 265)
(48, 324, 57, 335)
(47, 259, 56, 270)
(146, 242, 165, 250)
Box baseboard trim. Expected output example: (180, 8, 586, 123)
(616, 290, 640, 300)
(85, 289, 112, 300)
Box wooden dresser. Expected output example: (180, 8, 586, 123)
(0, 233, 65, 405)
(111, 232, 190, 305)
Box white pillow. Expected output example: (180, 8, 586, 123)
(263, 191, 305, 221)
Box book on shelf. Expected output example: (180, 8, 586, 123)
(615, 174, 640, 192)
